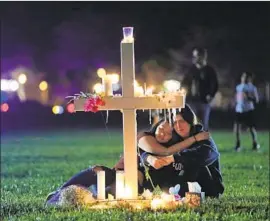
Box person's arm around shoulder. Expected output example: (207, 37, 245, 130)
(138, 132, 209, 156)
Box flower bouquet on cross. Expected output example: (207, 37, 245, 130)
(66, 92, 106, 113)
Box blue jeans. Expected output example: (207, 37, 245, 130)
(189, 102, 211, 131)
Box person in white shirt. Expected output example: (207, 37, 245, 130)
(234, 72, 260, 151)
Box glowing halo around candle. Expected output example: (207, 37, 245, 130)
(151, 198, 164, 210)
(93, 83, 103, 94)
(163, 80, 181, 92)
(109, 73, 120, 84)
(146, 86, 154, 95)
(124, 186, 133, 199)
(135, 86, 144, 97)
(97, 68, 106, 78)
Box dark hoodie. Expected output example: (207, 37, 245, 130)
(139, 123, 224, 198)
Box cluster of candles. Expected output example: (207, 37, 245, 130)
(94, 69, 186, 126)
(96, 170, 181, 210)
(97, 170, 133, 200)
(96, 68, 120, 96)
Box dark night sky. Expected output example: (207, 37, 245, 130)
(1, 1, 270, 81)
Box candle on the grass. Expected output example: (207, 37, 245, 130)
(97, 171, 106, 200)
(116, 171, 125, 199)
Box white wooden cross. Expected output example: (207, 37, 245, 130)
(74, 27, 185, 199)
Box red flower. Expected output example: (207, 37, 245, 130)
(95, 97, 106, 106)
(90, 105, 99, 113)
(84, 96, 105, 113)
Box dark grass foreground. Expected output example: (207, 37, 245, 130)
(1, 130, 269, 221)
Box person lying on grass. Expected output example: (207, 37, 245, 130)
(138, 104, 225, 198)
(45, 112, 208, 205)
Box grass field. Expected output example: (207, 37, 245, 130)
(1, 129, 269, 221)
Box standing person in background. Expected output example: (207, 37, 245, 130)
(234, 72, 260, 152)
(182, 47, 219, 131)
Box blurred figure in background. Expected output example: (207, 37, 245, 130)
(234, 72, 260, 152)
(182, 47, 218, 131)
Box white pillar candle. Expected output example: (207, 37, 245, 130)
(116, 171, 125, 199)
(97, 171, 106, 200)
(144, 83, 147, 95)
(104, 76, 113, 96)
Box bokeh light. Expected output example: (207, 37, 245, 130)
(18, 73, 27, 84)
(9, 80, 19, 92)
(93, 83, 103, 94)
(66, 103, 75, 113)
(39, 81, 48, 91)
(97, 68, 106, 78)
(1, 103, 9, 112)
(145, 86, 155, 95)
(52, 105, 64, 115)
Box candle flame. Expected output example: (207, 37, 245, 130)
(93, 83, 103, 94)
(151, 198, 164, 209)
(108, 73, 120, 84)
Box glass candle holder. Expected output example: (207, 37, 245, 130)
(123, 27, 134, 41)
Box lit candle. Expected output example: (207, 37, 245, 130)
(116, 171, 125, 199)
(151, 198, 164, 210)
(144, 83, 147, 95)
(97, 171, 106, 200)
(161, 192, 175, 202)
(124, 185, 132, 199)
(135, 86, 144, 97)
(104, 75, 113, 96)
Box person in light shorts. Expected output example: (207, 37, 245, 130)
(234, 72, 260, 151)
